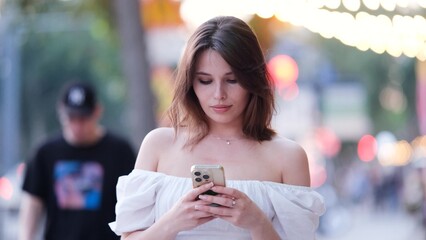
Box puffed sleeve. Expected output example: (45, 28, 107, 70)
(267, 184, 325, 240)
(109, 169, 165, 235)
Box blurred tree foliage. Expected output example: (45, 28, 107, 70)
(316, 36, 417, 140)
(13, 0, 130, 156)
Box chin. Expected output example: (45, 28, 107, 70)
(68, 136, 88, 145)
(209, 117, 237, 125)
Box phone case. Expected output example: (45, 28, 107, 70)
(191, 164, 226, 188)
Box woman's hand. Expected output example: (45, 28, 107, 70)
(195, 186, 280, 239)
(158, 182, 217, 234)
(195, 186, 263, 228)
(122, 182, 218, 240)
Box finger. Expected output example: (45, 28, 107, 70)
(189, 210, 217, 225)
(211, 186, 243, 199)
(216, 194, 228, 198)
(213, 193, 234, 200)
(194, 199, 216, 206)
(195, 204, 233, 217)
(192, 208, 216, 218)
(198, 194, 235, 208)
(184, 182, 214, 201)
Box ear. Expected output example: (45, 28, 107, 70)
(57, 104, 68, 125)
(93, 104, 103, 119)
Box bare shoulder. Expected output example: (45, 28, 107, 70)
(143, 127, 175, 145)
(134, 127, 175, 171)
(267, 135, 311, 187)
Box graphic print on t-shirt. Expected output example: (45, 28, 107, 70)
(54, 160, 104, 210)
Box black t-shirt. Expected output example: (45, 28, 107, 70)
(22, 132, 136, 240)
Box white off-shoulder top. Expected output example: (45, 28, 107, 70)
(109, 169, 325, 240)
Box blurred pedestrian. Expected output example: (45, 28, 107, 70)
(19, 81, 136, 240)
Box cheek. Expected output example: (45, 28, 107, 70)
(193, 86, 207, 103)
(234, 89, 249, 105)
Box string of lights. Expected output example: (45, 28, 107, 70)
(181, 0, 426, 60)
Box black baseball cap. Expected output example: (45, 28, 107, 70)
(60, 82, 97, 117)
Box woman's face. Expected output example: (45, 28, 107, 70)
(193, 49, 249, 126)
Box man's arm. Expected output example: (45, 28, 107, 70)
(19, 193, 44, 240)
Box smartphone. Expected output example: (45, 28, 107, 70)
(191, 164, 226, 206)
(191, 164, 226, 188)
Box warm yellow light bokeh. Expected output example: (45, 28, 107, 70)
(181, 0, 426, 60)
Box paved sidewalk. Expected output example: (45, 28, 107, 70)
(317, 206, 424, 240)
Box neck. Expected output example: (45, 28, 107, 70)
(208, 133, 246, 145)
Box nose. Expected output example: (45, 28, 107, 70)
(213, 82, 226, 100)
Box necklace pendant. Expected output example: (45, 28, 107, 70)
(226, 140, 231, 145)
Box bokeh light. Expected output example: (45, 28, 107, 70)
(357, 134, 378, 162)
(379, 85, 407, 114)
(267, 54, 299, 91)
(315, 127, 341, 158)
(0, 177, 13, 201)
(376, 131, 412, 166)
(180, 0, 426, 60)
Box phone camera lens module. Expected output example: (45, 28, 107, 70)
(195, 177, 202, 182)
(194, 171, 201, 176)
(203, 175, 210, 179)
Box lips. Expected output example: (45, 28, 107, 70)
(211, 104, 231, 113)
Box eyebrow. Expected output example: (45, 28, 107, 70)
(195, 71, 234, 76)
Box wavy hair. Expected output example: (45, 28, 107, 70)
(167, 16, 276, 147)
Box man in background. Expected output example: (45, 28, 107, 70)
(19, 81, 136, 240)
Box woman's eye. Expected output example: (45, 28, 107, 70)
(199, 79, 212, 85)
(227, 79, 238, 84)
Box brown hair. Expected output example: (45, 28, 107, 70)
(167, 16, 276, 147)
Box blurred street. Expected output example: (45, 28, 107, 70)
(1, 209, 19, 240)
(317, 206, 425, 240)
(2, 204, 424, 240)
(2, 0, 426, 240)
(2, 207, 46, 240)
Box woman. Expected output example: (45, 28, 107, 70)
(110, 16, 325, 240)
